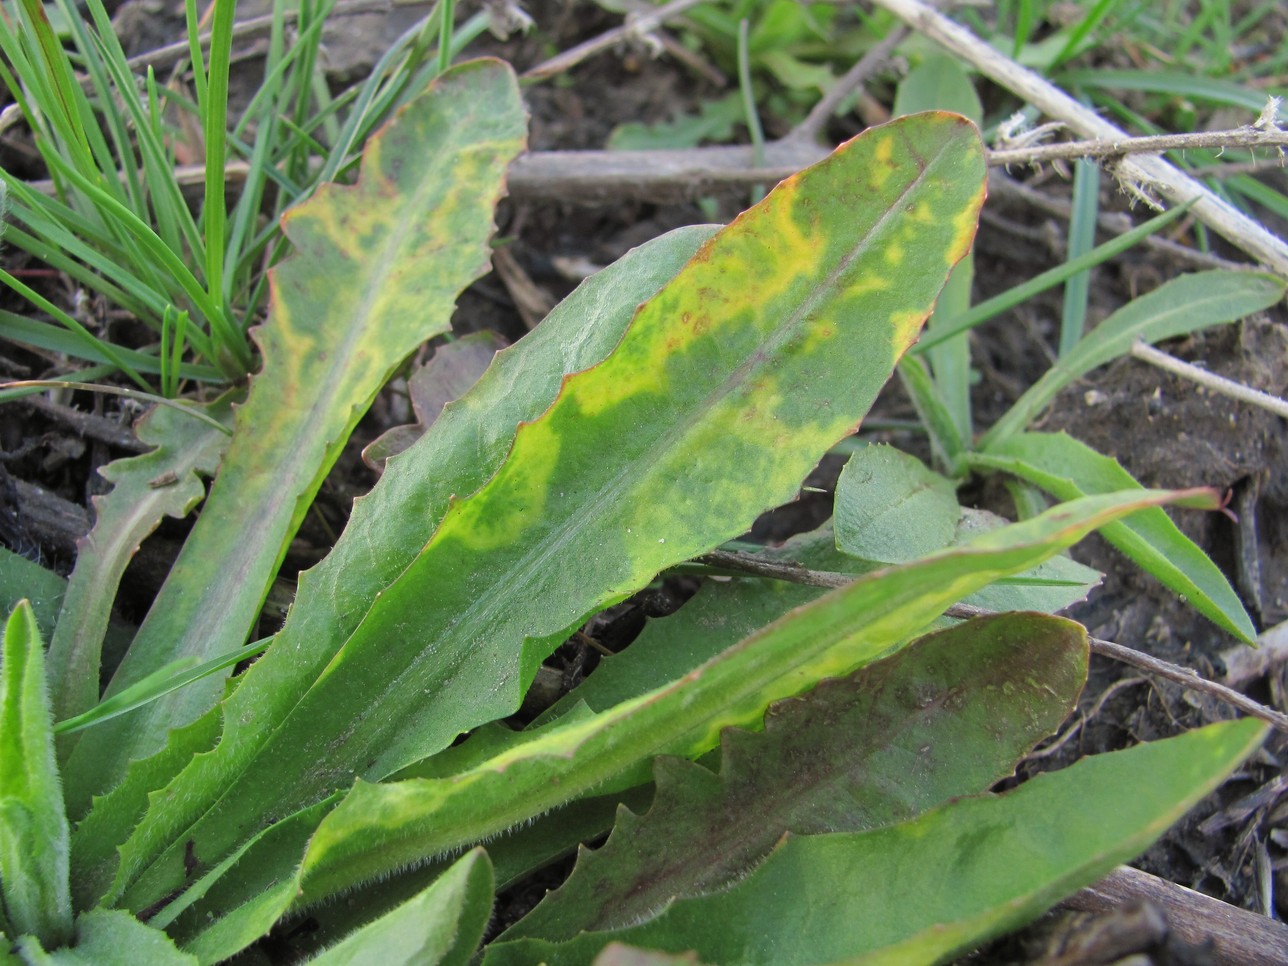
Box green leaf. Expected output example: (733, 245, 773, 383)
(892, 54, 983, 122)
(971, 431, 1255, 642)
(0, 549, 67, 644)
(833, 447, 1100, 613)
(47, 392, 236, 739)
(482, 719, 1266, 965)
(53, 636, 272, 737)
(757, 50, 834, 92)
(69, 707, 222, 913)
(292, 490, 1213, 910)
(953, 509, 1102, 615)
(305, 849, 493, 966)
(105, 112, 987, 916)
(531, 525, 871, 729)
(502, 611, 1088, 943)
(0, 310, 224, 382)
(979, 271, 1286, 449)
(63, 58, 528, 808)
(29, 909, 196, 965)
(73, 222, 719, 909)
(1058, 68, 1273, 113)
(0, 602, 71, 948)
(896, 353, 966, 473)
(833, 444, 961, 563)
(1059, 158, 1101, 356)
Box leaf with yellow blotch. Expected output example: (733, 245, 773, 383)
(62, 58, 528, 813)
(102, 112, 989, 923)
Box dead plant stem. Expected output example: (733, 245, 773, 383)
(791, 26, 909, 143)
(989, 127, 1288, 168)
(1130, 340, 1288, 420)
(33, 123, 1284, 209)
(868, 0, 1288, 278)
(128, 0, 428, 75)
(521, 0, 712, 81)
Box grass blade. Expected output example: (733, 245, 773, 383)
(1059, 158, 1100, 356)
(979, 270, 1285, 449)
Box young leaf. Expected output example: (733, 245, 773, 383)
(979, 271, 1286, 449)
(833, 444, 961, 563)
(63, 57, 528, 810)
(833, 447, 1100, 613)
(482, 719, 1266, 965)
(503, 611, 1088, 942)
(971, 431, 1255, 642)
(305, 849, 493, 966)
(0, 601, 72, 948)
(106, 112, 988, 915)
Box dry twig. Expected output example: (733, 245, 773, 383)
(1063, 865, 1288, 964)
(790, 26, 909, 143)
(521, 0, 711, 80)
(868, 0, 1288, 277)
(989, 127, 1288, 169)
(87, 122, 1285, 208)
(1129, 341, 1288, 420)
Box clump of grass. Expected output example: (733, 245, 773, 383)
(0, 0, 489, 395)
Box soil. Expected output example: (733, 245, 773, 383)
(2, 1, 1287, 962)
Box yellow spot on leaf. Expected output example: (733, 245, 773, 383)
(889, 309, 930, 349)
(948, 184, 988, 265)
(874, 135, 894, 166)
